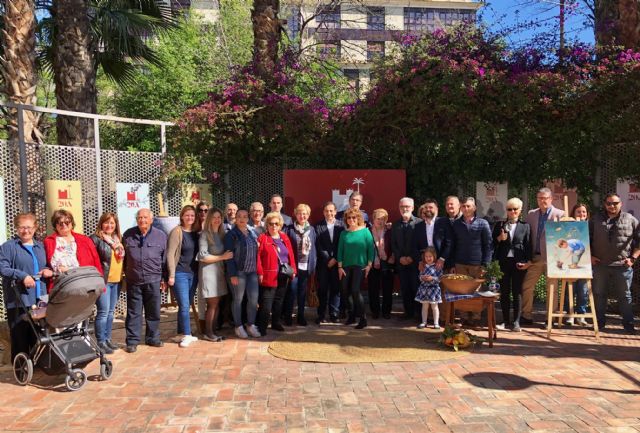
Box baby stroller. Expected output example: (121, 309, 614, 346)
(12, 266, 113, 391)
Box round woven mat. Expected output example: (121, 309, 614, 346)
(268, 326, 470, 363)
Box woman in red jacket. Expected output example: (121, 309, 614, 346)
(256, 212, 296, 336)
(44, 210, 103, 291)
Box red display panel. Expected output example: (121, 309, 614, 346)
(283, 169, 406, 224)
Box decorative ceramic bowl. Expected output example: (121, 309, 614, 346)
(440, 275, 484, 295)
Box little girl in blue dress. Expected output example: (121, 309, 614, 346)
(415, 247, 442, 329)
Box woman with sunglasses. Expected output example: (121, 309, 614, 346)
(44, 209, 103, 292)
(491, 197, 531, 332)
(256, 212, 296, 335)
(336, 208, 374, 329)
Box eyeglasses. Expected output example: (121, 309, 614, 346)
(17, 226, 35, 231)
(605, 201, 621, 206)
(56, 220, 71, 226)
(506, 208, 519, 211)
(537, 196, 552, 201)
(198, 208, 209, 213)
(346, 216, 358, 220)
(268, 222, 280, 226)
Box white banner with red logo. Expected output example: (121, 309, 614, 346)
(616, 180, 640, 218)
(116, 183, 150, 232)
(45, 180, 84, 233)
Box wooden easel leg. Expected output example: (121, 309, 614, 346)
(547, 280, 555, 338)
(587, 280, 599, 341)
(557, 280, 566, 327)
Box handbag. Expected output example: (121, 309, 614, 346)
(272, 241, 294, 278)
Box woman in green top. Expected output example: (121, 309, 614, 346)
(337, 208, 374, 329)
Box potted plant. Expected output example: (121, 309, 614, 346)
(483, 260, 504, 292)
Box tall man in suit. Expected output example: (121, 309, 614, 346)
(415, 199, 453, 271)
(391, 197, 421, 319)
(314, 201, 344, 323)
(521, 187, 564, 324)
(444, 196, 463, 271)
(269, 194, 293, 226)
(336, 192, 370, 225)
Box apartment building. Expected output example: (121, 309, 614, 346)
(285, 0, 482, 93)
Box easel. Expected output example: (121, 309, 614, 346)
(545, 195, 599, 341)
(546, 278, 599, 340)
(158, 193, 203, 335)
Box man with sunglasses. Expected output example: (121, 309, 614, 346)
(590, 193, 640, 333)
(521, 187, 564, 325)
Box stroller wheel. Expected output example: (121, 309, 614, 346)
(100, 360, 113, 380)
(65, 369, 87, 391)
(13, 353, 34, 386)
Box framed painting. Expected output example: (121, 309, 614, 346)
(545, 221, 593, 280)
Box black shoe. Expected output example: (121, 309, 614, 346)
(519, 317, 534, 326)
(98, 342, 114, 354)
(125, 345, 137, 353)
(297, 318, 308, 326)
(355, 319, 368, 329)
(623, 327, 636, 335)
(283, 318, 293, 326)
(383, 313, 391, 320)
(329, 316, 339, 323)
(146, 340, 164, 347)
(345, 317, 356, 325)
(271, 323, 285, 331)
(105, 340, 120, 351)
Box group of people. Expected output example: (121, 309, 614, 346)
(1, 188, 638, 363)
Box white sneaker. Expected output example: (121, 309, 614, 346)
(576, 318, 588, 326)
(565, 318, 574, 326)
(179, 335, 198, 348)
(235, 326, 249, 339)
(246, 324, 262, 338)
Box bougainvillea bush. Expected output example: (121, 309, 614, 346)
(174, 24, 640, 199)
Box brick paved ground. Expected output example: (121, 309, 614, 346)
(0, 305, 638, 433)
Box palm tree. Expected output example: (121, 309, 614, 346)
(40, 0, 177, 146)
(0, 0, 42, 143)
(252, 0, 281, 79)
(588, 0, 640, 49)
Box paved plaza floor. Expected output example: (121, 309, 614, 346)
(0, 307, 639, 433)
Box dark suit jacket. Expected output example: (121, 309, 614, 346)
(314, 220, 345, 271)
(492, 220, 532, 265)
(415, 217, 453, 263)
(391, 215, 421, 264)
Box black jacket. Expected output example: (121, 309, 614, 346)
(415, 217, 453, 263)
(90, 234, 113, 284)
(491, 220, 532, 265)
(391, 215, 421, 264)
(314, 219, 344, 272)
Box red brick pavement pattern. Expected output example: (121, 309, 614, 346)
(1, 311, 639, 433)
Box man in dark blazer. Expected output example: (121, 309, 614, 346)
(415, 199, 453, 270)
(391, 197, 421, 319)
(314, 201, 344, 323)
(336, 191, 370, 225)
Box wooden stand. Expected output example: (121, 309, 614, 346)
(546, 278, 599, 340)
(444, 295, 498, 347)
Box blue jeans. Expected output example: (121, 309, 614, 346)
(286, 270, 310, 321)
(174, 272, 197, 335)
(563, 279, 588, 314)
(230, 271, 259, 327)
(95, 282, 120, 343)
(592, 265, 635, 330)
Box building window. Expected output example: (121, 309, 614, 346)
(367, 7, 385, 31)
(404, 8, 475, 32)
(317, 41, 341, 60)
(343, 69, 360, 97)
(287, 6, 301, 41)
(367, 41, 385, 61)
(316, 5, 341, 29)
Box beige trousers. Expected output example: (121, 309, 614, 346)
(521, 256, 548, 320)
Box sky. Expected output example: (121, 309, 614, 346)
(480, 0, 595, 48)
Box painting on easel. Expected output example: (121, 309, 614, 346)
(545, 221, 593, 279)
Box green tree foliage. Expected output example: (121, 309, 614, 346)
(99, 2, 253, 151)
